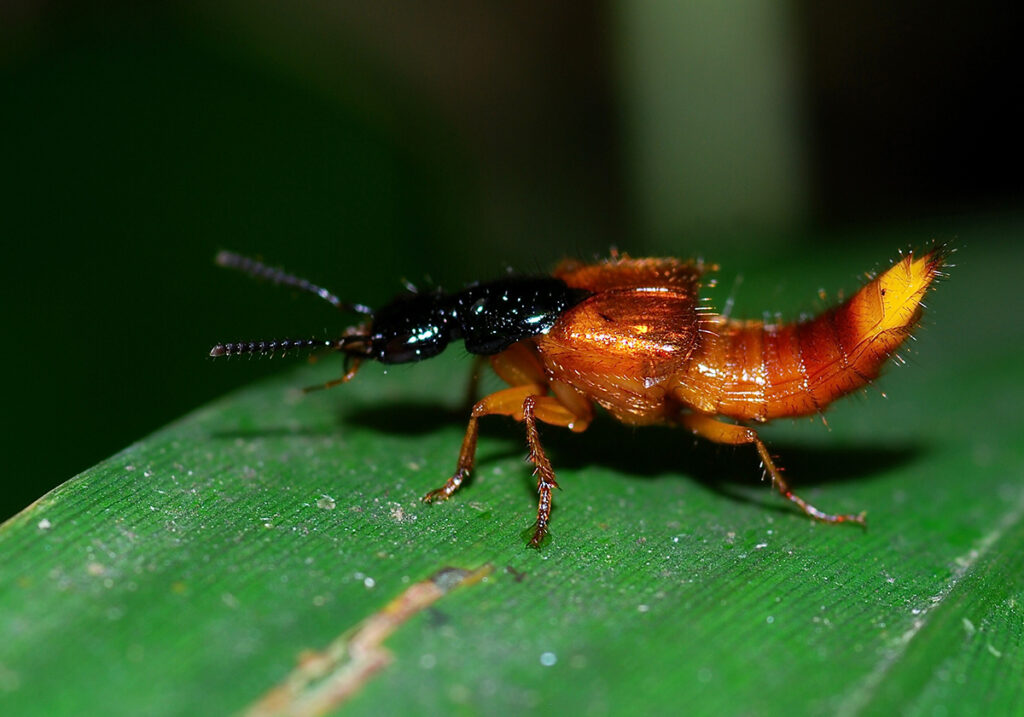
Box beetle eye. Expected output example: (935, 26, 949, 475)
(377, 330, 449, 363)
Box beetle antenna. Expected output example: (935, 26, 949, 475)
(215, 251, 374, 315)
(209, 335, 372, 359)
(209, 338, 336, 358)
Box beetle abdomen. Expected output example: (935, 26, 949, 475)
(671, 247, 947, 421)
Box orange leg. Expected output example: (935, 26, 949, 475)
(423, 382, 591, 547)
(423, 384, 545, 504)
(489, 341, 548, 387)
(548, 380, 594, 433)
(678, 413, 867, 525)
(303, 357, 363, 393)
(521, 394, 579, 546)
(461, 355, 488, 411)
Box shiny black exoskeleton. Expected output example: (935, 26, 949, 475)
(209, 253, 591, 365)
(365, 278, 591, 363)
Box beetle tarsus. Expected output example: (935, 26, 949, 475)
(755, 435, 867, 526)
(523, 395, 560, 548)
(423, 467, 471, 504)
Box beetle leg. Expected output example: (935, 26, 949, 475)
(520, 394, 593, 546)
(548, 380, 594, 433)
(423, 384, 545, 504)
(303, 357, 362, 393)
(677, 413, 867, 525)
(424, 382, 593, 547)
(489, 341, 547, 387)
(461, 355, 489, 411)
(522, 395, 559, 547)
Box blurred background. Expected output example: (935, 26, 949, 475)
(1, 1, 1020, 520)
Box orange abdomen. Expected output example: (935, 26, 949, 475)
(670, 248, 946, 422)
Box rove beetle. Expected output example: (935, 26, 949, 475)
(211, 247, 947, 546)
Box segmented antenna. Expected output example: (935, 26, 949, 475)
(215, 251, 373, 315)
(209, 334, 372, 359)
(209, 338, 335, 358)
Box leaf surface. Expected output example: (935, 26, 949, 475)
(3, 232, 1022, 716)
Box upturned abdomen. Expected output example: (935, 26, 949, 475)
(670, 248, 946, 422)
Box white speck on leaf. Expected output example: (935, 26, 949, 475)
(86, 562, 106, 577)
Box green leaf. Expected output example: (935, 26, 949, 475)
(3, 234, 1023, 716)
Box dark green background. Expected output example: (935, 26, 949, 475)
(1, 13, 482, 518)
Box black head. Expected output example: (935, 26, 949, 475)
(360, 290, 454, 364)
